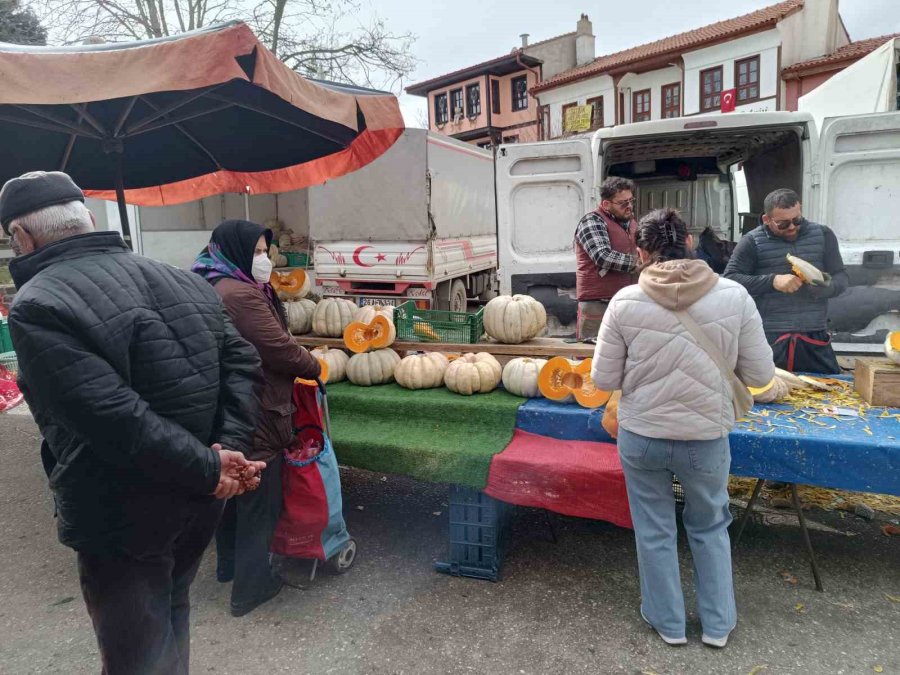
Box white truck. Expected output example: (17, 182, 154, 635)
(496, 108, 900, 349)
(311, 128, 497, 311)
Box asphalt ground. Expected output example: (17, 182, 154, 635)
(0, 412, 897, 675)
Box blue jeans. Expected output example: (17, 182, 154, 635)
(618, 428, 736, 640)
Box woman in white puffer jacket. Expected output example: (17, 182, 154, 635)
(592, 208, 774, 649)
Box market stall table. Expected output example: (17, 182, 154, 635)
(321, 379, 899, 583)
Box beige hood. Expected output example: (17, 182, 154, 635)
(638, 259, 719, 310)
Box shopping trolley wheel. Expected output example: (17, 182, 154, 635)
(327, 538, 357, 575)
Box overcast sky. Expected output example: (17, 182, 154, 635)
(365, 0, 900, 126)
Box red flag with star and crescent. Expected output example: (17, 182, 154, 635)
(721, 89, 736, 113)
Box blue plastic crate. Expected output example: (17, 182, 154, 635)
(434, 486, 513, 582)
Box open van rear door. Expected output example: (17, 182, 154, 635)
(495, 139, 593, 297)
(813, 112, 900, 270)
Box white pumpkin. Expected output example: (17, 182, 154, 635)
(483, 294, 547, 344)
(394, 352, 450, 390)
(284, 299, 317, 335)
(278, 234, 293, 249)
(502, 357, 548, 398)
(312, 298, 356, 337)
(885, 331, 900, 365)
(352, 304, 394, 324)
(444, 352, 502, 395)
(347, 348, 401, 386)
(310, 346, 350, 383)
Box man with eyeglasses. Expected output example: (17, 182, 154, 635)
(574, 176, 640, 339)
(724, 188, 848, 373)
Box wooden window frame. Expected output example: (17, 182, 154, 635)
(434, 92, 449, 125)
(632, 89, 651, 123)
(491, 79, 500, 115)
(586, 96, 604, 129)
(511, 75, 529, 112)
(465, 83, 481, 118)
(735, 55, 761, 105)
(661, 82, 681, 118)
(700, 65, 724, 113)
(449, 88, 464, 120)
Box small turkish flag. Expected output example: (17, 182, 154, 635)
(721, 89, 737, 113)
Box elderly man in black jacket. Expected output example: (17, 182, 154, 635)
(724, 188, 848, 374)
(2, 171, 264, 675)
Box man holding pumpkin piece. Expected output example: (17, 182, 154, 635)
(724, 188, 848, 374)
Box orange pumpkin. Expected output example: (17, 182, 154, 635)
(296, 357, 328, 386)
(601, 391, 621, 439)
(343, 315, 396, 353)
(271, 269, 310, 300)
(538, 357, 611, 408)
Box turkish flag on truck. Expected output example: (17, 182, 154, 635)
(721, 89, 737, 113)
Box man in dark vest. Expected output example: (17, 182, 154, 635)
(724, 188, 848, 373)
(574, 176, 639, 339)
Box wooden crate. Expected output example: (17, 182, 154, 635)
(854, 357, 900, 407)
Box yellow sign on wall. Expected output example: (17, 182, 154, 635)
(564, 104, 594, 132)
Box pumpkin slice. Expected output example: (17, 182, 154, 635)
(572, 359, 611, 408)
(343, 315, 397, 353)
(538, 357, 578, 402)
(538, 357, 610, 407)
(786, 254, 825, 285)
(271, 269, 310, 299)
(296, 357, 328, 386)
(886, 331, 900, 364)
(747, 379, 776, 396)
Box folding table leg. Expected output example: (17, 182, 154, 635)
(732, 478, 766, 548)
(791, 483, 824, 592)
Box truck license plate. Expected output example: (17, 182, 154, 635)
(357, 297, 400, 308)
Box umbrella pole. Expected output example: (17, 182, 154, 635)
(114, 152, 133, 250)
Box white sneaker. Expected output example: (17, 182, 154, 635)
(702, 633, 730, 648)
(641, 609, 687, 646)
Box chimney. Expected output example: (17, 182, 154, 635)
(575, 14, 595, 66)
(520, 33, 529, 48)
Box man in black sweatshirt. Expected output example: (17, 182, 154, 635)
(724, 188, 848, 374)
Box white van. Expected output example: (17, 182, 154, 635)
(496, 110, 900, 350)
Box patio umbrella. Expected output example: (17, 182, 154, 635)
(0, 22, 404, 246)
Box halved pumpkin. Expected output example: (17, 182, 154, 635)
(538, 357, 611, 408)
(296, 357, 328, 386)
(271, 269, 310, 299)
(343, 315, 397, 353)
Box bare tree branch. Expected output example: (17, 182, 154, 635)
(26, 0, 417, 93)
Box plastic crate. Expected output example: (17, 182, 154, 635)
(0, 351, 17, 377)
(393, 302, 484, 344)
(434, 486, 513, 582)
(283, 252, 309, 268)
(0, 318, 12, 353)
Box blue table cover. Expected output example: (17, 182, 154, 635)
(516, 397, 900, 497)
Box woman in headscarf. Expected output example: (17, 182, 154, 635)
(193, 219, 320, 617)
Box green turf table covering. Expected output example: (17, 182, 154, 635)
(323, 382, 525, 489)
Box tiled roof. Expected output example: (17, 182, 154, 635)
(532, 0, 804, 93)
(782, 33, 900, 77)
(406, 50, 542, 96)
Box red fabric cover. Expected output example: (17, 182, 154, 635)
(485, 429, 633, 529)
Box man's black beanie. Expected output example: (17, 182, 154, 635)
(0, 171, 85, 235)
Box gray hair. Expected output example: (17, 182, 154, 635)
(10, 200, 94, 245)
(764, 188, 800, 215)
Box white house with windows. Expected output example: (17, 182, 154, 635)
(532, 0, 855, 137)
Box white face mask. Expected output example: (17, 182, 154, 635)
(251, 253, 273, 284)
